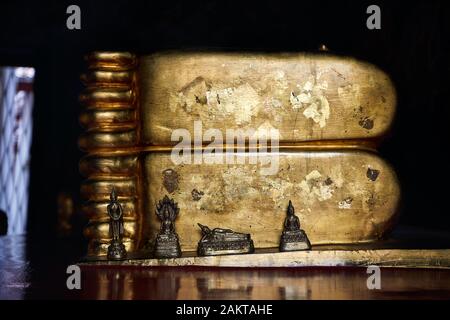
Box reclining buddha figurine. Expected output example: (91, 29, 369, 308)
(197, 223, 254, 256)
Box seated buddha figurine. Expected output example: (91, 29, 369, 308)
(280, 200, 311, 251)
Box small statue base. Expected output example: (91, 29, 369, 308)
(198, 240, 254, 256)
(107, 240, 127, 260)
(280, 230, 311, 252)
(197, 224, 254, 256)
(154, 233, 182, 258)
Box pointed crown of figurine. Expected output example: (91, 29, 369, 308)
(156, 195, 179, 219)
(287, 200, 295, 215)
(110, 187, 117, 201)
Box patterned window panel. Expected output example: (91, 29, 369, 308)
(0, 67, 34, 235)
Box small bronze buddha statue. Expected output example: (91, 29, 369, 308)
(197, 223, 254, 256)
(279, 200, 311, 251)
(107, 187, 127, 260)
(154, 195, 182, 258)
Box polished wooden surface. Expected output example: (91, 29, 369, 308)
(78, 266, 450, 300)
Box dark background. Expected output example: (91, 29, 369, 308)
(0, 0, 449, 243)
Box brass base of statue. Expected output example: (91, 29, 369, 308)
(280, 230, 311, 252)
(154, 233, 182, 258)
(107, 239, 127, 260)
(197, 224, 255, 256)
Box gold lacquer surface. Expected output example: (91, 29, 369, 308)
(80, 52, 143, 256)
(79, 109, 136, 130)
(79, 51, 402, 258)
(79, 154, 139, 177)
(86, 52, 137, 71)
(139, 52, 396, 145)
(144, 150, 400, 251)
